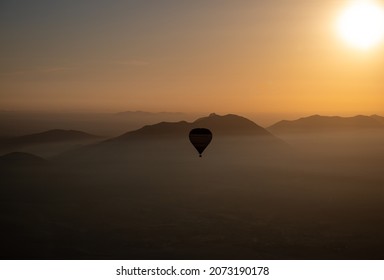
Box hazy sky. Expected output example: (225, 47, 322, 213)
(1, 0, 383, 117)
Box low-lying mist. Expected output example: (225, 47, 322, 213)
(1, 129, 384, 259)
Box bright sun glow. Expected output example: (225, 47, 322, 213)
(337, 1, 384, 49)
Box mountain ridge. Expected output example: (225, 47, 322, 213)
(1, 129, 101, 147)
(0, 152, 47, 166)
(113, 113, 273, 142)
(268, 114, 384, 134)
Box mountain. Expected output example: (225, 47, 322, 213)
(114, 111, 191, 127)
(0, 111, 194, 140)
(268, 115, 384, 134)
(0, 152, 47, 167)
(114, 121, 191, 140)
(193, 113, 273, 136)
(0, 129, 102, 158)
(113, 113, 274, 141)
(370, 114, 384, 124)
(2, 129, 100, 146)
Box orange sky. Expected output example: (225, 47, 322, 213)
(1, 0, 383, 118)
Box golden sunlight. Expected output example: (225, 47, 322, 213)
(337, 0, 384, 49)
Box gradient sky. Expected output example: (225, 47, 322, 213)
(1, 0, 383, 117)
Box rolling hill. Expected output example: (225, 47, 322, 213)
(0, 152, 48, 170)
(113, 113, 275, 141)
(0, 152, 47, 164)
(2, 129, 100, 146)
(0, 129, 102, 158)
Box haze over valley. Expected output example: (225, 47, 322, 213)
(1, 0, 384, 261)
(1, 112, 384, 259)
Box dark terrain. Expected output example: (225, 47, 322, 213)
(0, 129, 102, 158)
(1, 114, 384, 259)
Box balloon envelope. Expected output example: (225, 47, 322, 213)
(189, 128, 212, 157)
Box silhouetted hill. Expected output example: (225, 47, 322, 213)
(193, 113, 273, 136)
(1, 129, 100, 147)
(0, 111, 197, 139)
(268, 115, 384, 134)
(114, 113, 274, 141)
(0, 129, 103, 158)
(0, 152, 47, 166)
(114, 121, 191, 140)
(370, 114, 384, 124)
(116, 110, 185, 119)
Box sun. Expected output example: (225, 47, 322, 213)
(337, 1, 384, 49)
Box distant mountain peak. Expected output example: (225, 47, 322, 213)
(112, 113, 274, 141)
(370, 114, 384, 124)
(268, 114, 384, 134)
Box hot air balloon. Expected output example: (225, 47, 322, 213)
(189, 128, 212, 157)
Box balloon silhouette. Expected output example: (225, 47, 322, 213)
(189, 128, 212, 157)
